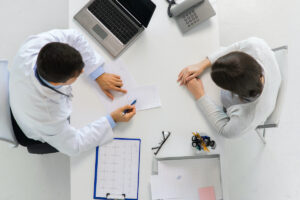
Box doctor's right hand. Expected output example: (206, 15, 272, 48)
(96, 73, 127, 100)
(111, 105, 136, 122)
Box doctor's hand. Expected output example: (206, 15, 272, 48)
(177, 58, 211, 85)
(96, 73, 127, 100)
(111, 105, 136, 122)
(186, 78, 205, 100)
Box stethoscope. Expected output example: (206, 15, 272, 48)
(35, 69, 71, 98)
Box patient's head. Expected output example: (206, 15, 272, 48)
(211, 51, 263, 99)
(37, 42, 84, 85)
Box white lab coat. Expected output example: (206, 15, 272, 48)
(9, 29, 114, 156)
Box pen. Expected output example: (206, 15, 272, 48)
(122, 99, 137, 115)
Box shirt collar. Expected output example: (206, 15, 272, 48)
(34, 64, 62, 89)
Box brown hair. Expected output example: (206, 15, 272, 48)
(37, 42, 84, 83)
(211, 51, 263, 99)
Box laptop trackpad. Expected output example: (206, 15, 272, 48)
(92, 24, 108, 40)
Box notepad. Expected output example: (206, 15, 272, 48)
(94, 138, 141, 200)
(198, 187, 216, 200)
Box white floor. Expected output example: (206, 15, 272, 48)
(218, 0, 289, 47)
(0, 1, 70, 200)
(218, 1, 299, 200)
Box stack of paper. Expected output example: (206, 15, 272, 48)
(99, 59, 161, 112)
(151, 157, 222, 200)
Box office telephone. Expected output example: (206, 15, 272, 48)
(166, 0, 216, 33)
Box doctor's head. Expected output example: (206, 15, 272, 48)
(37, 42, 84, 85)
(210, 51, 264, 99)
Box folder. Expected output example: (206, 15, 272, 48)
(93, 138, 141, 200)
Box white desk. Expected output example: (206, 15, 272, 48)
(69, 0, 227, 199)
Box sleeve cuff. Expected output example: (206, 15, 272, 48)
(196, 94, 210, 109)
(89, 65, 105, 80)
(106, 115, 116, 128)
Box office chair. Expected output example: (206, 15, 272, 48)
(0, 60, 58, 154)
(0, 60, 18, 147)
(256, 46, 288, 144)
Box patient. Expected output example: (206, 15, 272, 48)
(178, 37, 281, 138)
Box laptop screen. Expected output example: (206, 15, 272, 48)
(116, 0, 156, 27)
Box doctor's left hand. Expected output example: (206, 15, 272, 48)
(96, 73, 127, 100)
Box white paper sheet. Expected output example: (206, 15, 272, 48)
(102, 85, 161, 112)
(151, 175, 185, 200)
(128, 85, 161, 111)
(150, 158, 222, 200)
(98, 60, 161, 112)
(95, 139, 140, 199)
(102, 59, 138, 90)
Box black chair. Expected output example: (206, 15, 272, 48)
(10, 109, 58, 154)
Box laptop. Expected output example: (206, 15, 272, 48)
(74, 0, 156, 57)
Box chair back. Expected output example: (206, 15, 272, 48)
(0, 60, 18, 146)
(265, 46, 288, 126)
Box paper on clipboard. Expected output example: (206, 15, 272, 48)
(94, 138, 141, 199)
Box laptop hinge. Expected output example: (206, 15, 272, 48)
(113, 0, 143, 27)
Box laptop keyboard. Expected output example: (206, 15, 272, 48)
(88, 0, 139, 44)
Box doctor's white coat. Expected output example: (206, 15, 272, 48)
(9, 29, 114, 156)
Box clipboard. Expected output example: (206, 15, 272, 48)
(93, 138, 141, 200)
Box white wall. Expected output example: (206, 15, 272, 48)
(0, 0, 70, 200)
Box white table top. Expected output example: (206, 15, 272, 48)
(69, 0, 227, 199)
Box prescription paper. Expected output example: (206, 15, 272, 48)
(103, 85, 161, 112)
(98, 60, 161, 112)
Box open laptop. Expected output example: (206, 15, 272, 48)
(74, 0, 156, 57)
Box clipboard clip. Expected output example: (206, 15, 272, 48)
(106, 193, 126, 200)
(152, 131, 171, 156)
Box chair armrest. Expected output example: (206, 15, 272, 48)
(256, 124, 278, 129)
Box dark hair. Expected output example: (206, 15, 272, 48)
(37, 42, 84, 83)
(211, 51, 263, 99)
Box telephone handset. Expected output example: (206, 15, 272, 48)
(166, 0, 216, 33)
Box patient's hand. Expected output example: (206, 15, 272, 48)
(96, 73, 127, 100)
(186, 78, 205, 100)
(177, 58, 211, 85)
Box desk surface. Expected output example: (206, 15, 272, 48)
(69, 0, 227, 199)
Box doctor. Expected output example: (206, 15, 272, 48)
(9, 29, 136, 156)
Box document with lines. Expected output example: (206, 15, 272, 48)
(94, 138, 141, 200)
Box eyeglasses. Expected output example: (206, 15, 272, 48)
(152, 131, 171, 155)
